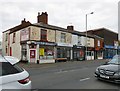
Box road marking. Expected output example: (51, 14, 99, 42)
(55, 70, 68, 74)
(55, 67, 89, 74)
(79, 78, 90, 82)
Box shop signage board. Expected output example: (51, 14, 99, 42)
(104, 45, 114, 49)
(57, 43, 73, 47)
(36, 42, 57, 46)
(21, 29, 29, 41)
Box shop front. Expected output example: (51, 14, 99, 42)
(104, 45, 117, 59)
(86, 47, 94, 60)
(56, 43, 73, 62)
(95, 50, 103, 59)
(21, 41, 38, 63)
(37, 41, 57, 63)
(73, 45, 85, 61)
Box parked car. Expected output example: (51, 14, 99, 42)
(0, 55, 31, 90)
(95, 55, 120, 84)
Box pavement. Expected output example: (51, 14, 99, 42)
(18, 59, 109, 70)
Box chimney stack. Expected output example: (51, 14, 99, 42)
(67, 25, 74, 31)
(37, 12, 48, 24)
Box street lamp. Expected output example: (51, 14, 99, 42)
(85, 12, 94, 60)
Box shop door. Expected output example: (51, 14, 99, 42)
(10, 47, 12, 56)
(30, 50, 36, 63)
(91, 51, 94, 60)
(87, 51, 91, 60)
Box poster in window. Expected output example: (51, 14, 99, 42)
(40, 48, 44, 56)
(47, 50, 53, 56)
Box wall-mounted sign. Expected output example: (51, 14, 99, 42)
(57, 43, 73, 47)
(21, 28, 29, 41)
(37, 42, 57, 46)
(104, 45, 114, 49)
(98, 40, 100, 47)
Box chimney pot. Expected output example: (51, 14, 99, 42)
(21, 18, 26, 24)
(38, 12, 40, 15)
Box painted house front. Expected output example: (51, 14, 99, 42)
(56, 29, 73, 61)
(80, 36, 95, 60)
(2, 30, 10, 56)
(72, 33, 85, 61)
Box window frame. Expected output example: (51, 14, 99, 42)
(61, 33, 66, 43)
(13, 33, 16, 43)
(41, 29, 47, 41)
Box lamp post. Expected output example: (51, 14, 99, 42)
(85, 12, 94, 60)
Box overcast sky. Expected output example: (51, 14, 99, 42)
(0, 0, 119, 41)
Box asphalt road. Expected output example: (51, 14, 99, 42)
(25, 60, 120, 89)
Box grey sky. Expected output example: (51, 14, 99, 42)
(0, 0, 119, 41)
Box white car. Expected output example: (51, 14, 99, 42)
(0, 55, 31, 90)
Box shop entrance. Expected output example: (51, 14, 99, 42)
(30, 49, 36, 63)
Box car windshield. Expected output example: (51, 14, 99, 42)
(108, 55, 120, 65)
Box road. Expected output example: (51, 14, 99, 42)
(25, 60, 120, 89)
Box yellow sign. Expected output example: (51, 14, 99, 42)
(40, 48, 44, 56)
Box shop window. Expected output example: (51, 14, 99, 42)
(13, 33, 16, 43)
(40, 47, 54, 60)
(41, 29, 47, 41)
(57, 48, 66, 58)
(21, 45, 27, 61)
(61, 33, 66, 43)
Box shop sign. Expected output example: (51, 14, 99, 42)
(21, 29, 29, 41)
(37, 42, 57, 46)
(98, 40, 100, 47)
(57, 43, 73, 47)
(104, 45, 114, 49)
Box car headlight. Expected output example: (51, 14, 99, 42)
(114, 71, 120, 76)
(96, 67, 99, 72)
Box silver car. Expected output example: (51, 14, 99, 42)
(0, 55, 31, 90)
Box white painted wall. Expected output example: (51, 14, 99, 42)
(72, 34, 78, 45)
(2, 31, 10, 56)
(80, 36, 94, 47)
(10, 31, 21, 60)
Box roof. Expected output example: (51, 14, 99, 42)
(9, 21, 31, 34)
(87, 27, 118, 34)
(3, 21, 108, 39)
(32, 23, 94, 37)
(3, 21, 31, 34)
(93, 35, 104, 39)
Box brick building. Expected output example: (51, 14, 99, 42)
(87, 28, 118, 59)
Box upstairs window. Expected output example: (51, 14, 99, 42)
(41, 29, 47, 41)
(5, 33, 9, 41)
(61, 33, 66, 43)
(13, 33, 16, 43)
